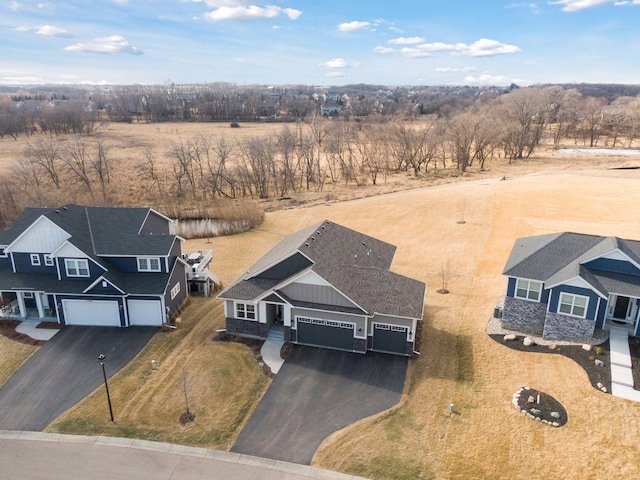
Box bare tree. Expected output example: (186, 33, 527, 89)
(91, 140, 111, 201)
(25, 138, 62, 188)
(63, 137, 94, 194)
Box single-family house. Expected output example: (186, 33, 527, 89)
(0, 204, 208, 327)
(218, 220, 426, 356)
(501, 232, 640, 342)
(320, 101, 342, 116)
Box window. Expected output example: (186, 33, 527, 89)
(558, 293, 588, 318)
(44, 255, 54, 267)
(30, 254, 40, 266)
(138, 257, 161, 272)
(23, 291, 34, 298)
(0, 248, 6, 258)
(236, 302, 256, 320)
(515, 279, 542, 302)
(170, 282, 180, 300)
(65, 258, 89, 277)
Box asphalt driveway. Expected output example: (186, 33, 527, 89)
(0, 326, 157, 431)
(231, 345, 408, 465)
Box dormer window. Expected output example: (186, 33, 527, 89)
(138, 257, 161, 272)
(30, 254, 41, 266)
(65, 258, 89, 277)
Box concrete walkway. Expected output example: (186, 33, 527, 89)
(609, 327, 640, 402)
(0, 431, 368, 480)
(260, 325, 285, 374)
(15, 320, 60, 341)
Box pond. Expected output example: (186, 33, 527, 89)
(557, 148, 640, 155)
(170, 218, 253, 239)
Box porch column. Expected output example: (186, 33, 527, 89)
(34, 293, 45, 318)
(283, 305, 291, 327)
(258, 302, 267, 323)
(16, 293, 26, 318)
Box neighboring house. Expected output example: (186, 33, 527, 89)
(320, 101, 342, 116)
(501, 232, 640, 342)
(0, 204, 207, 327)
(218, 220, 426, 356)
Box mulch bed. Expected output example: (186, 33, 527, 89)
(212, 331, 275, 379)
(513, 387, 568, 427)
(630, 337, 640, 392)
(35, 321, 64, 330)
(489, 334, 611, 393)
(0, 320, 46, 346)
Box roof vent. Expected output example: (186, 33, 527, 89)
(63, 206, 67, 210)
(316, 231, 321, 235)
(55, 210, 60, 214)
(362, 242, 366, 246)
(310, 237, 315, 241)
(304, 243, 310, 247)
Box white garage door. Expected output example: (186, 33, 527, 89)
(63, 299, 121, 327)
(128, 299, 163, 326)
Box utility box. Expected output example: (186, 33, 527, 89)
(493, 306, 503, 319)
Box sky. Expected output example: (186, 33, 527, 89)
(1, 0, 639, 87)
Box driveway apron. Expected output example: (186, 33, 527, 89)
(232, 345, 408, 465)
(0, 326, 157, 431)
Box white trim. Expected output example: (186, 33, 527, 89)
(138, 208, 174, 235)
(235, 301, 257, 320)
(558, 292, 590, 319)
(30, 253, 41, 266)
(44, 254, 54, 267)
(546, 275, 607, 299)
(83, 276, 125, 294)
(5, 215, 70, 252)
(138, 256, 161, 272)
(0, 246, 7, 258)
(170, 282, 180, 300)
(581, 248, 640, 272)
(514, 278, 543, 302)
(65, 258, 90, 278)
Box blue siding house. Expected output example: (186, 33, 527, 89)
(0, 204, 202, 327)
(502, 232, 640, 342)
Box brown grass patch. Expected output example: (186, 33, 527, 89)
(0, 321, 41, 388)
(46, 297, 270, 449)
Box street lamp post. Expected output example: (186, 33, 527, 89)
(97, 353, 114, 422)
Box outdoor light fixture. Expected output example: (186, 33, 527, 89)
(97, 353, 114, 422)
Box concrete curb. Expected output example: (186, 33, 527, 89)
(0, 431, 369, 480)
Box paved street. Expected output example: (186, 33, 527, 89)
(0, 431, 368, 480)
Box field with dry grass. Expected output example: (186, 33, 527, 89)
(0, 333, 39, 389)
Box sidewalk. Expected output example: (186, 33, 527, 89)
(260, 326, 285, 374)
(608, 327, 640, 402)
(15, 321, 60, 341)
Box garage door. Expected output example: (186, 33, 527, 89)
(63, 299, 121, 327)
(296, 317, 354, 351)
(372, 324, 408, 355)
(128, 299, 163, 326)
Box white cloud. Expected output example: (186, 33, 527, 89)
(9, 1, 20, 11)
(436, 66, 478, 72)
(15, 25, 73, 38)
(112, 0, 129, 4)
(337, 20, 370, 32)
(204, 5, 302, 21)
(453, 38, 520, 56)
(64, 35, 143, 55)
(389, 36, 425, 45)
(464, 73, 524, 85)
(320, 58, 349, 69)
(373, 46, 396, 54)
(374, 38, 520, 58)
(327, 72, 345, 78)
(550, 0, 639, 11)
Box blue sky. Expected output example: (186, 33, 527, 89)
(1, 0, 639, 86)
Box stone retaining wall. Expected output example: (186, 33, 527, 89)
(542, 312, 596, 342)
(501, 296, 546, 336)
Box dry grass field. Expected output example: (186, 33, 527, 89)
(0, 334, 39, 389)
(4, 122, 640, 478)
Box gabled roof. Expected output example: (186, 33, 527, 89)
(220, 220, 425, 320)
(504, 232, 640, 297)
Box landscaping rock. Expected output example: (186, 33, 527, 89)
(597, 382, 604, 389)
(523, 337, 536, 347)
(551, 411, 560, 419)
(595, 359, 605, 367)
(504, 334, 517, 341)
(601, 386, 608, 393)
(530, 408, 541, 415)
(582, 344, 592, 351)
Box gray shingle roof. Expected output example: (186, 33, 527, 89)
(504, 232, 640, 298)
(220, 221, 425, 320)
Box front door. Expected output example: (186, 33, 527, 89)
(613, 296, 630, 320)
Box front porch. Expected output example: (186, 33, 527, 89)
(1, 291, 58, 322)
(605, 294, 640, 337)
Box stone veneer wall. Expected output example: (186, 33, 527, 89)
(542, 312, 596, 343)
(283, 326, 292, 342)
(501, 296, 546, 336)
(226, 317, 265, 339)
